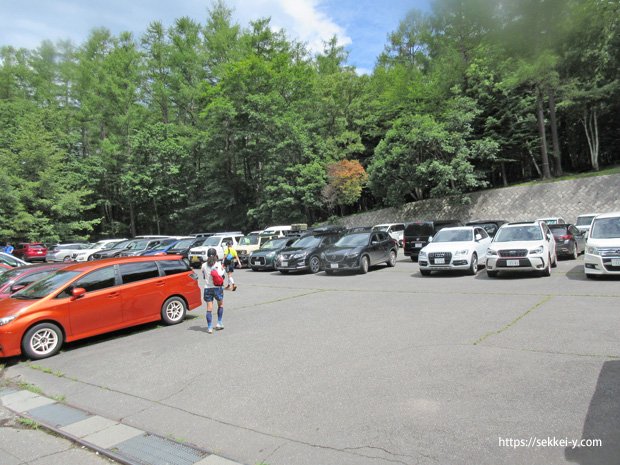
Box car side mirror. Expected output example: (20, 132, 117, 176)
(71, 287, 86, 300)
(475, 234, 482, 241)
(547, 234, 552, 241)
(428, 237, 433, 242)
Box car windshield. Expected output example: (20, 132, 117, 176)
(539, 218, 559, 225)
(433, 229, 473, 242)
(239, 236, 259, 246)
(150, 240, 176, 251)
(169, 238, 197, 250)
(12, 270, 81, 300)
(590, 217, 620, 239)
(261, 239, 288, 250)
(294, 236, 321, 248)
(405, 224, 434, 236)
(0, 267, 28, 286)
(576, 215, 596, 226)
(336, 233, 369, 247)
(125, 240, 149, 250)
(110, 240, 131, 249)
(494, 226, 543, 242)
(0, 254, 22, 267)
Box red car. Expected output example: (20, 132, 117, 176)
(13, 243, 48, 262)
(0, 263, 72, 300)
(0, 255, 202, 359)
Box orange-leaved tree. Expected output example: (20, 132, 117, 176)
(322, 160, 368, 213)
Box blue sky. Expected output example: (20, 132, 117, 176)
(0, 0, 430, 74)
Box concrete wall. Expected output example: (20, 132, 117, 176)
(335, 173, 620, 227)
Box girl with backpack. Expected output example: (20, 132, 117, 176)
(201, 248, 226, 334)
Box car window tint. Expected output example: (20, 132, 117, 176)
(119, 262, 160, 284)
(158, 260, 190, 276)
(17, 271, 51, 287)
(74, 267, 117, 292)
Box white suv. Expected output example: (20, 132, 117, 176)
(486, 222, 557, 277)
(584, 212, 620, 278)
(188, 233, 243, 268)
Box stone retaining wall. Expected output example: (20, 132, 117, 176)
(335, 174, 620, 227)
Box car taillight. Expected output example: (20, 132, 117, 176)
(559, 234, 573, 241)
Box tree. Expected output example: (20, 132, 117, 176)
(322, 160, 368, 214)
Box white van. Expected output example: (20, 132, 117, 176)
(575, 213, 600, 234)
(584, 212, 620, 278)
(261, 225, 292, 237)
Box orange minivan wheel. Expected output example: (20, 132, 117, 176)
(22, 322, 64, 360)
(161, 296, 187, 325)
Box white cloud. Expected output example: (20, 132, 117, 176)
(232, 0, 351, 54)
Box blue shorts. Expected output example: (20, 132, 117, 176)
(225, 263, 235, 273)
(204, 287, 224, 302)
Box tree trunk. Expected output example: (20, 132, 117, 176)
(153, 198, 161, 235)
(582, 108, 600, 171)
(536, 87, 552, 179)
(500, 162, 508, 187)
(548, 88, 563, 176)
(129, 201, 136, 237)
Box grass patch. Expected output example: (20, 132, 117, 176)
(17, 417, 40, 429)
(17, 382, 44, 395)
(513, 166, 620, 187)
(28, 363, 65, 378)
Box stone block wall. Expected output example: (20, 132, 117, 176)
(334, 174, 620, 228)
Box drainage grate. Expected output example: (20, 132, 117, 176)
(113, 433, 208, 465)
(27, 403, 91, 427)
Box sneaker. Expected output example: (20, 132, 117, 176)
(207, 327, 213, 334)
(224, 285, 232, 290)
(232, 284, 237, 291)
(215, 323, 224, 331)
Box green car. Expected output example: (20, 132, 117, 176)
(248, 237, 298, 271)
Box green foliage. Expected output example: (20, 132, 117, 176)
(0, 0, 618, 239)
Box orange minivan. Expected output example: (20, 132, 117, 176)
(0, 256, 202, 359)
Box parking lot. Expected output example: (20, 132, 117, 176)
(4, 254, 620, 465)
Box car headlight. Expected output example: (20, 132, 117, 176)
(418, 250, 427, 259)
(529, 246, 544, 255)
(454, 249, 469, 256)
(345, 252, 360, 259)
(586, 246, 599, 255)
(292, 251, 307, 259)
(0, 315, 16, 326)
(487, 249, 497, 256)
(267, 251, 276, 258)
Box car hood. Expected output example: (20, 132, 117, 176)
(422, 241, 477, 253)
(0, 296, 37, 318)
(252, 248, 281, 257)
(587, 238, 620, 248)
(324, 246, 363, 256)
(279, 246, 314, 254)
(489, 240, 545, 250)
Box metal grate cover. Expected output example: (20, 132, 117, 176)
(113, 433, 208, 465)
(27, 403, 91, 427)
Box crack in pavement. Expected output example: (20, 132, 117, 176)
(472, 295, 554, 345)
(10, 366, 423, 465)
(474, 342, 620, 360)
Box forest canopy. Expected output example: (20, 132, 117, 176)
(1, 0, 618, 241)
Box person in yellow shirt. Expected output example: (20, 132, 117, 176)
(222, 240, 241, 291)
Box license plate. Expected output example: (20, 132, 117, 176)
(612, 259, 620, 266)
(507, 259, 520, 266)
(415, 243, 423, 248)
(281, 261, 288, 267)
(434, 258, 445, 264)
(330, 263, 338, 269)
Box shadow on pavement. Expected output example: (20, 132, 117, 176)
(565, 360, 620, 464)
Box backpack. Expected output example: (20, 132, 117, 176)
(210, 269, 224, 286)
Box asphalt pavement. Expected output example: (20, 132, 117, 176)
(1, 255, 619, 465)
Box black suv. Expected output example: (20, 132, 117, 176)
(275, 226, 345, 274)
(403, 220, 463, 261)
